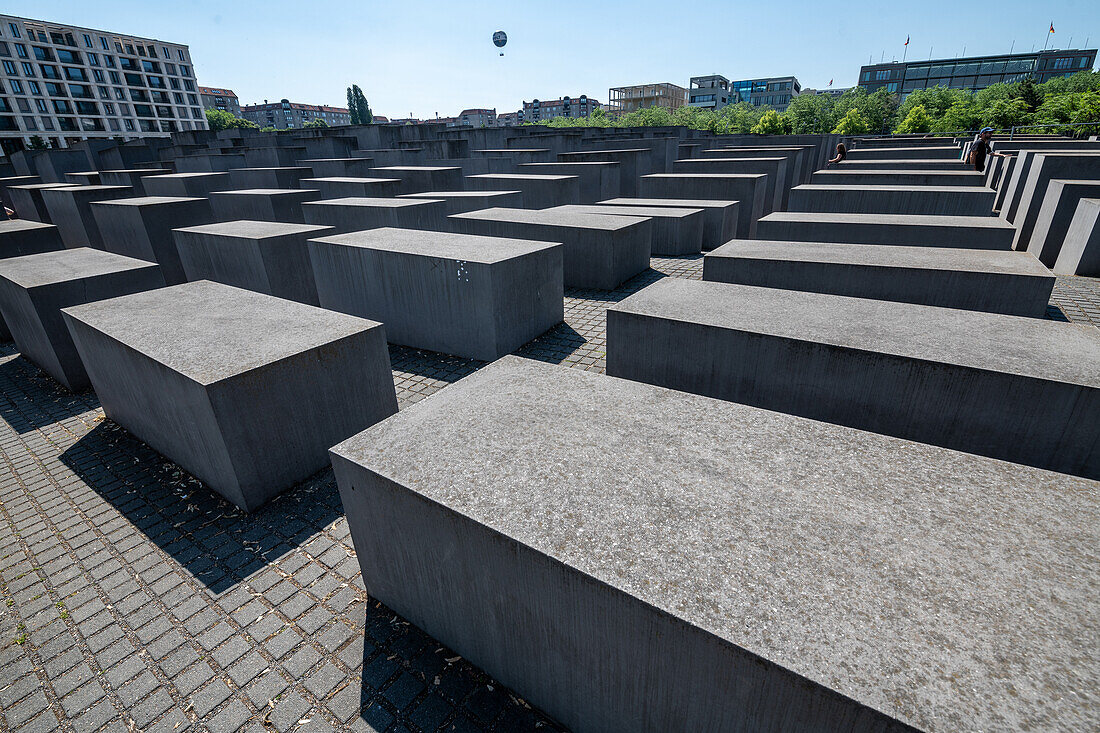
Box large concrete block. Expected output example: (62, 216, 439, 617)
(173, 220, 332, 304)
(369, 166, 462, 193)
(757, 212, 1016, 249)
(598, 197, 739, 250)
(548, 204, 704, 256)
(40, 185, 135, 248)
(228, 167, 313, 189)
(811, 169, 987, 187)
(846, 145, 961, 160)
(398, 190, 523, 214)
(607, 278, 1100, 478)
(331, 355, 1099, 733)
(0, 175, 40, 209)
(465, 174, 580, 208)
(302, 197, 447, 234)
(141, 172, 232, 198)
(638, 174, 765, 238)
(671, 157, 786, 211)
(1026, 179, 1100, 266)
(704, 239, 1054, 317)
(1054, 198, 1100, 276)
(449, 207, 651, 290)
(789, 184, 995, 216)
(62, 280, 398, 511)
(557, 148, 647, 193)
(0, 220, 65, 340)
(518, 162, 622, 203)
(1009, 154, 1100, 252)
(64, 171, 101, 186)
(208, 188, 321, 224)
(297, 158, 376, 178)
(700, 146, 809, 185)
(471, 148, 553, 164)
(298, 177, 402, 199)
(0, 248, 163, 390)
(309, 228, 563, 360)
(831, 159, 965, 171)
(91, 196, 215, 285)
(98, 169, 172, 195)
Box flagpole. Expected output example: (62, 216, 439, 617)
(1044, 21, 1052, 51)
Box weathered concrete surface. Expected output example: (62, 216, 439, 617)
(607, 278, 1100, 478)
(302, 197, 447, 234)
(369, 166, 462, 194)
(830, 159, 965, 171)
(398, 190, 524, 214)
(309, 228, 563, 359)
(141, 172, 232, 197)
(845, 146, 960, 160)
(98, 169, 172, 195)
(331, 355, 1100, 733)
(810, 169, 987, 187)
(1007, 153, 1100, 251)
(449, 207, 651, 290)
(701, 146, 812, 184)
(518, 162, 622, 203)
(40, 185, 134, 248)
(62, 280, 398, 512)
(0, 220, 66, 340)
(671, 157, 787, 211)
(298, 157, 376, 177)
(91, 196, 215, 285)
(704, 239, 1054, 317)
(6, 182, 74, 223)
(999, 150, 1099, 223)
(173, 220, 334, 304)
(208, 188, 322, 224)
(64, 171, 101, 186)
(598, 197, 738, 250)
(0, 175, 41, 209)
(0, 248, 163, 390)
(548, 204, 704, 255)
(1027, 180, 1100, 266)
(638, 174, 765, 238)
(557, 149, 647, 194)
(1054, 198, 1100, 276)
(757, 212, 1016, 249)
(788, 185, 995, 216)
(228, 167, 313, 189)
(298, 177, 402, 199)
(465, 174, 581, 209)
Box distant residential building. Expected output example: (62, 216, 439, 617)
(457, 108, 496, 127)
(522, 95, 599, 122)
(608, 82, 687, 114)
(730, 76, 802, 111)
(199, 86, 239, 116)
(858, 48, 1097, 97)
(240, 98, 350, 128)
(688, 75, 737, 110)
(496, 110, 522, 126)
(0, 12, 206, 153)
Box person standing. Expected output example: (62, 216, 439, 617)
(969, 127, 1005, 173)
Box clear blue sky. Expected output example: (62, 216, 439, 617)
(11, 1, 1100, 118)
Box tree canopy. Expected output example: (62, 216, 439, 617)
(204, 109, 258, 131)
(346, 85, 373, 125)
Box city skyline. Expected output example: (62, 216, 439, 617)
(9, 0, 1100, 119)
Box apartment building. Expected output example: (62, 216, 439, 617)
(0, 13, 205, 153)
(239, 99, 351, 129)
(608, 82, 687, 114)
(522, 95, 600, 122)
(199, 85, 239, 116)
(730, 76, 802, 111)
(687, 75, 737, 110)
(457, 108, 496, 127)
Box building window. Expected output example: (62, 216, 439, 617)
(34, 98, 47, 113)
(169, 77, 179, 90)
(56, 49, 81, 64)
(162, 46, 170, 59)
(179, 65, 190, 77)
(109, 71, 120, 83)
(101, 37, 110, 50)
(104, 102, 114, 114)
(16, 96, 29, 111)
(28, 80, 40, 95)
(1052, 57, 1073, 70)
(114, 88, 124, 100)
(104, 55, 115, 68)
(83, 33, 92, 47)
(88, 52, 99, 66)
(23, 115, 37, 130)
(8, 24, 21, 39)
(20, 62, 33, 76)
(40, 116, 53, 130)
(123, 118, 134, 130)
(15, 43, 27, 58)
(177, 49, 185, 61)
(108, 118, 120, 130)
(2, 60, 16, 75)
(93, 69, 104, 83)
(10, 79, 22, 94)
(165, 62, 175, 75)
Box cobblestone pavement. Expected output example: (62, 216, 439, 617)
(0, 255, 1095, 733)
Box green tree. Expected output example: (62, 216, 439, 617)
(260, 126, 277, 132)
(831, 108, 869, 135)
(204, 108, 258, 131)
(27, 135, 49, 150)
(783, 93, 836, 134)
(894, 104, 933, 133)
(346, 85, 373, 125)
(983, 98, 1030, 130)
(303, 118, 328, 128)
(935, 101, 982, 133)
(1017, 77, 1043, 112)
(750, 109, 792, 135)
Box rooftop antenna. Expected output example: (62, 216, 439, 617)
(1010, 40, 1015, 54)
(880, 50, 884, 62)
(962, 45, 966, 57)
(929, 46, 933, 60)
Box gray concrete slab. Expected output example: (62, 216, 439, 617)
(1007, 154, 1100, 252)
(369, 166, 463, 194)
(64, 171, 101, 186)
(548, 204, 704, 255)
(471, 148, 554, 164)
(40, 185, 135, 249)
(308, 228, 563, 360)
(331, 355, 1100, 733)
(607, 278, 1100, 478)
(1054, 198, 1100, 276)
(638, 174, 765, 238)
(449, 207, 651, 290)
(0, 175, 40, 209)
(208, 188, 322, 224)
(301, 197, 447, 234)
(756, 212, 1015, 249)
(704, 239, 1054, 317)
(518, 162, 622, 203)
(830, 159, 967, 171)
(0, 220, 66, 340)
(557, 148, 648, 193)
(0, 248, 163, 390)
(671, 157, 787, 211)
(465, 174, 580, 209)
(173, 220, 333, 304)
(228, 167, 314, 189)
(6, 182, 74, 223)
(98, 169, 172, 195)
(699, 146, 808, 185)
(846, 146, 961, 160)
(598, 197, 739, 250)
(141, 172, 232, 198)
(398, 190, 524, 214)
(62, 280, 397, 511)
(91, 196, 215, 285)
(299, 177, 402, 199)
(1027, 180, 1100, 266)
(810, 169, 988, 187)
(788, 184, 995, 216)
(297, 157, 376, 177)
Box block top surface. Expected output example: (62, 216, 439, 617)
(332, 355, 1100, 732)
(599, 197, 738, 209)
(305, 197, 441, 209)
(102, 168, 171, 175)
(301, 177, 400, 184)
(472, 148, 550, 153)
(92, 196, 204, 207)
(401, 191, 520, 199)
(229, 167, 312, 173)
(794, 184, 992, 194)
(451, 207, 648, 232)
(311, 227, 559, 263)
(41, 185, 131, 195)
(613, 277, 1100, 386)
(62, 280, 381, 385)
(680, 156, 786, 163)
(642, 173, 766, 181)
(7, 182, 76, 191)
(143, 172, 228, 179)
(558, 148, 649, 155)
(552, 204, 701, 219)
(373, 166, 461, 172)
(174, 220, 334, 239)
(0, 247, 157, 289)
(0, 219, 57, 234)
(761, 211, 1015, 228)
(815, 169, 983, 177)
(709, 239, 1053, 276)
(209, 188, 318, 197)
(467, 173, 577, 182)
(520, 161, 621, 168)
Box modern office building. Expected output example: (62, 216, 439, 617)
(522, 95, 600, 122)
(608, 82, 687, 114)
(729, 76, 802, 111)
(803, 86, 853, 98)
(457, 108, 496, 127)
(857, 48, 1097, 97)
(0, 13, 206, 153)
(239, 99, 351, 129)
(199, 86, 239, 116)
(687, 75, 737, 110)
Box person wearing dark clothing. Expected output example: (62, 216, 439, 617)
(970, 127, 1005, 173)
(827, 142, 847, 166)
